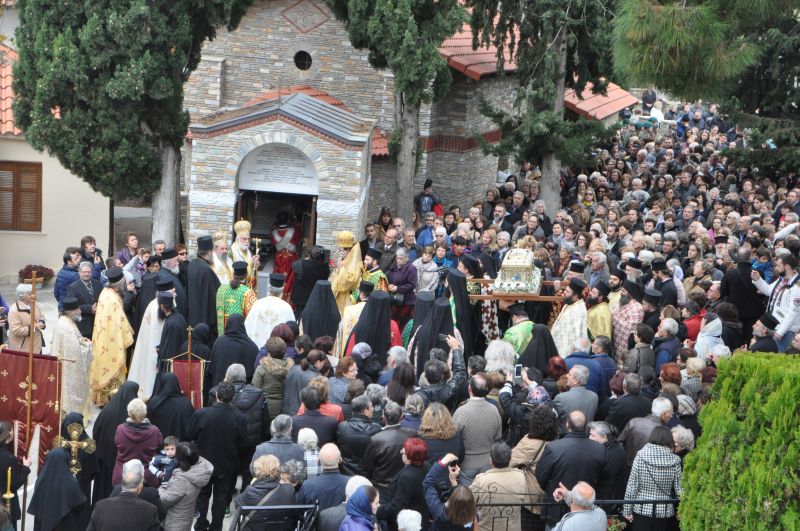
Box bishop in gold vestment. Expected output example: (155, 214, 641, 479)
(551, 277, 589, 358)
(330, 231, 362, 314)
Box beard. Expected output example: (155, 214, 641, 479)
(562, 294, 576, 305)
(69, 313, 82, 323)
(157, 309, 167, 321)
(168, 265, 179, 275)
(586, 296, 600, 307)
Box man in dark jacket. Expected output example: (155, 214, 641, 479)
(66, 261, 102, 338)
(588, 421, 628, 502)
(296, 443, 349, 511)
(414, 341, 468, 412)
(336, 395, 382, 475)
(87, 459, 160, 531)
(186, 381, 247, 531)
(250, 415, 304, 470)
(651, 260, 678, 307)
(290, 246, 331, 317)
(564, 338, 608, 398)
(605, 373, 653, 433)
(291, 386, 338, 445)
(654, 318, 682, 375)
(54, 247, 82, 311)
(362, 401, 416, 497)
(535, 411, 606, 528)
(721, 248, 765, 344)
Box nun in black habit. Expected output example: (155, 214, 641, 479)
(27, 448, 88, 531)
(207, 313, 259, 387)
(346, 291, 394, 365)
(58, 413, 97, 503)
(154, 292, 188, 395)
(299, 280, 341, 341)
(146, 373, 195, 440)
(447, 268, 476, 357)
(179, 322, 214, 361)
(402, 290, 435, 347)
(91, 380, 139, 504)
(410, 297, 456, 379)
(518, 323, 559, 376)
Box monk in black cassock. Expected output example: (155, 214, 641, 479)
(0, 421, 31, 529)
(187, 235, 221, 337)
(518, 323, 559, 376)
(299, 280, 341, 341)
(59, 413, 97, 505)
(749, 313, 780, 352)
(158, 248, 188, 319)
(153, 292, 188, 395)
(207, 313, 259, 390)
(91, 381, 139, 504)
(147, 373, 194, 440)
(410, 297, 455, 379)
(447, 268, 475, 358)
(27, 448, 88, 531)
(179, 322, 213, 361)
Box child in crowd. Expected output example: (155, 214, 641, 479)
(149, 436, 179, 483)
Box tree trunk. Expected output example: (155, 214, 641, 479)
(540, 32, 568, 218)
(394, 91, 420, 224)
(152, 140, 180, 246)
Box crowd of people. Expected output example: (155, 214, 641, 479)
(0, 97, 798, 531)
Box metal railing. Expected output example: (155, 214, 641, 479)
(234, 503, 318, 531)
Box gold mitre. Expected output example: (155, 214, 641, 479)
(212, 230, 227, 245)
(234, 219, 251, 237)
(335, 230, 356, 248)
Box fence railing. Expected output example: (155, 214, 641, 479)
(234, 503, 318, 531)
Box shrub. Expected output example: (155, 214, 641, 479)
(18, 264, 55, 282)
(681, 353, 800, 529)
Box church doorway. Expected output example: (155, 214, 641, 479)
(235, 190, 317, 257)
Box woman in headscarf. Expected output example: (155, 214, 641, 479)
(518, 324, 559, 376)
(207, 313, 259, 387)
(340, 485, 380, 531)
(91, 380, 139, 503)
(344, 291, 401, 363)
(27, 448, 88, 531)
(299, 280, 341, 341)
(447, 268, 476, 358)
(401, 290, 435, 348)
(147, 373, 194, 440)
(58, 413, 97, 503)
(410, 297, 457, 379)
(179, 322, 213, 362)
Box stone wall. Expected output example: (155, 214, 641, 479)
(368, 158, 397, 223)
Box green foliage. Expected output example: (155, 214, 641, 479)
(326, 0, 464, 106)
(681, 353, 800, 530)
(467, 0, 614, 167)
(13, 0, 254, 200)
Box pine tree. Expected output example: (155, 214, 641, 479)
(326, 0, 465, 222)
(13, 0, 254, 245)
(466, 0, 614, 216)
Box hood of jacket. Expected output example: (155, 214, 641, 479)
(261, 356, 294, 377)
(120, 421, 160, 444)
(232, 383, 264, 410)
(698, 317, 722, 338)
(638, 443, 681, 468)
(178, 456, 214, 488)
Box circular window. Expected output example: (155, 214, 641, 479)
(294, 51, 313, 71)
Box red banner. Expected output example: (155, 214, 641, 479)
(0, 348, 60, 467)
(170, 359, 206, 409)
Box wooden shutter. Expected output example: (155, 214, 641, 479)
(0, 161, 42, 231)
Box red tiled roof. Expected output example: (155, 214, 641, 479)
(564, 81, 639, 121)
(439, 24, 517, 81)
(0, 43, 21, 136)
(371, 128, 389, 157)
(245, 85, 350, 110)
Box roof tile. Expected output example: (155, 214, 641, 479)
(564, 82, 639, 121)
(0, 43, 21, 136)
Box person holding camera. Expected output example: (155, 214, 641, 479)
(423, 452, 477, 531)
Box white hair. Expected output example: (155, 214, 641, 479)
(225, 363, 246, 383)
(15, 283, 32, 300)
(661, 318, 679, 336)
(484, 340, 516, 374)
(79, 261, 93, 271)
(434, 227, 447, 236)
(571, 365, 590, 386)
(672, 425, 695, 452)
(592, 251, 607, 265)
(388, 346, 409, 365)
(496, 231, 510, 241)
(651, 397, 673, 417)
(638, 249, 655, 265)
(710, 344, 731, 360)
(345, 476, 372, 499)
(569, 482, 596, 510)
(395, 247, 408, 259)
(126, 398, 147, 421)
(121, 459, 144, 491)
(573, 337, 591, 352)
(397, 510, 423, 531)
(297, 428, 318, 451)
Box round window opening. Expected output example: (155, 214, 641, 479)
(294, 51, 312, 71)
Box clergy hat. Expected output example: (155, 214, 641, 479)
(232, 261, 248, 276)
(62, 296, 79, 312)
(359, 280, 375, 295)
(610, 268, 627, 282)
(715, 235, 728, 245)
(155, 277, 174, 291)
(623, 280, 643, 302)
(568, 277, 587, 294)
(595, 280, 611, 297)
(106, 266, 124, 283)
(626, 258, 643, 270)
(759, 313, 779, 331)
(569, 261, 586, 274)
(424, 178, 433, 189)
(197, 235, 213, 252)
(157, 292, 174, 307)
(366, 248, 383, 261)
(643, 288, 662, 306)
(507, 302, 528, 316)
(269, 273, 286, 288)
(161, 248, 178, 260)
(651, 259, 668, 272)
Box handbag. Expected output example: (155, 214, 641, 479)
(237, 484, 282, 531)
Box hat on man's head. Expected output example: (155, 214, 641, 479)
(651, 259, 668, 273)
(610, 268, 627, 282)
(232, 261, 249, 277)
(759, 313, 779, 331)
(161, 248, 178, 260)
(62, 297, 79, 312)
(157, 292, 175, 307)
(626, 257, 643, 270)
(569, 261, 586, 274)
(643, 288, 662, 306)
(715, 235, 728, 245)
(155, 277, 174, 291)
(595, 280, 611, 297)
(366, 248, 383, 261)
(197, 235, 213, 252)
(507, 303, 528, 317)
(269, 273, 286, 289)
(106, 267, 124, 283)
(335, 231, 356, 249)
(359, 280, 375, 295)
(424, 179, 433, 189)
(623, 280, 643, 302)
(568, 277, 587, 295)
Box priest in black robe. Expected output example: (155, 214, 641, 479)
(159, 247, 188, 319)
(298, 280, 341, 341)
(207, 313, 259, 390)
(27, 448, 88, 531)
(187, 235, 221, 335)
(147, 373, 194, 440)
(155, 292, 187, 394)
(410, 297, 455, 379)
(749, 313, 780, 352)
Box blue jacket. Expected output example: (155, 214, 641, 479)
(54, 265, 80, 310)
(564, 351, 608, 398)
(592, 353, 617, 389)
(654, 335, 681, 375)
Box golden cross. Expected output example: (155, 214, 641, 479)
(54, 423, 96, 476)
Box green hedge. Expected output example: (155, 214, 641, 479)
(681, 353, 800, 530)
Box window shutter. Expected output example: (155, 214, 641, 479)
(0, 166, 13, 229)
(17, 164, 42, 231)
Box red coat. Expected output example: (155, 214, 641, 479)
(684, 310, 706, 342)
(113, 422, 163, 487)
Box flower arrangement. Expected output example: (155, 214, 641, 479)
(18, 264, 55, 283)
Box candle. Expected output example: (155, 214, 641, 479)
(5, 467, 9, 495)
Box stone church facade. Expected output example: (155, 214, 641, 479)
(182, 0, 515, 252)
